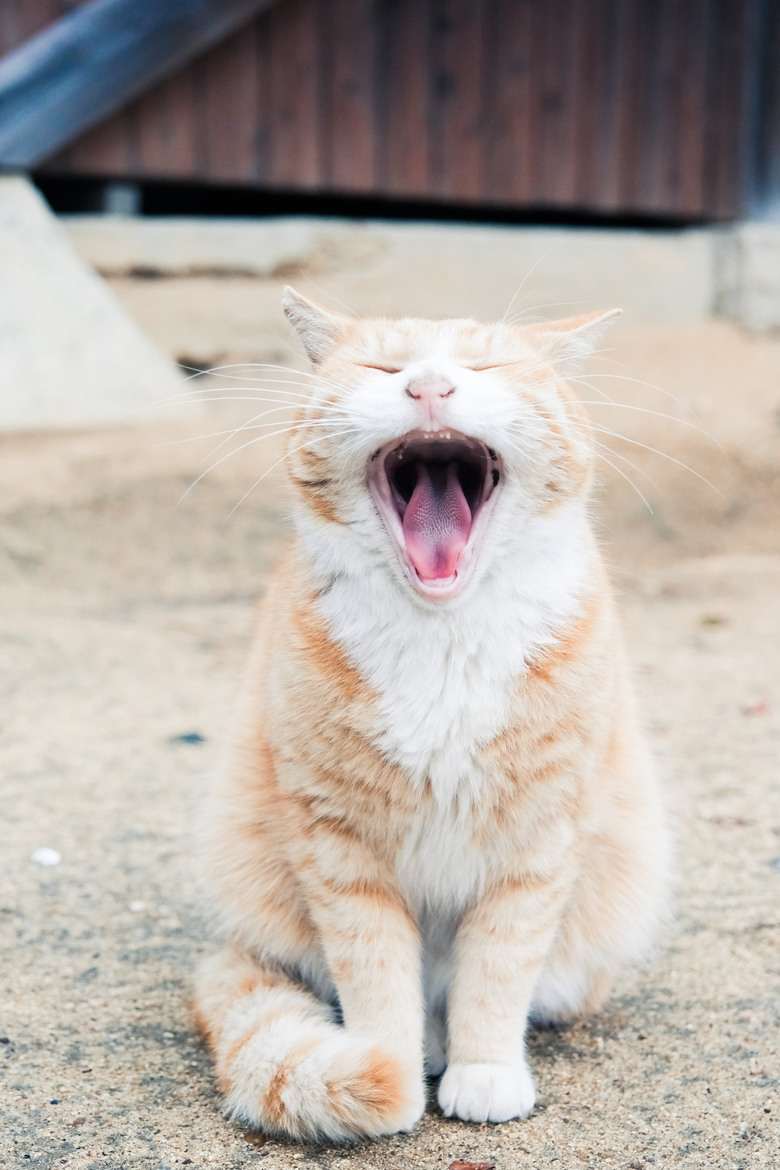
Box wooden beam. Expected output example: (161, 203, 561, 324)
(0, 0, 282, 170)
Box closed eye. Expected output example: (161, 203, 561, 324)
(358, 362, 402, 374)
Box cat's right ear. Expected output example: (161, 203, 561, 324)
(282, 287, 349, 365)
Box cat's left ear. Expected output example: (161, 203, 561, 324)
(282, 286, 350, 365)
(527, 308, 622, 375)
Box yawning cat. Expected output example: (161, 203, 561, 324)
(192, 290, 669, 1142)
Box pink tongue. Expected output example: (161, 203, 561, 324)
(402, 461, 472, 580)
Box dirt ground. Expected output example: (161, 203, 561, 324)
(1, 275, 779, 1170)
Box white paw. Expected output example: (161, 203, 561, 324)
(385, 1050, 426, 1133)
(395, 1084, 426, 1132)
(437, 1061, 536, 1123)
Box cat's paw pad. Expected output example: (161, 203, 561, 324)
(437, 1061, 536, 1123)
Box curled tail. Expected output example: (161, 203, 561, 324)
(192, 948, 423, 1142)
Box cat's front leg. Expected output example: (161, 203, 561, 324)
(299, 823, 426, 1132)
(439, 869, 569, 1123)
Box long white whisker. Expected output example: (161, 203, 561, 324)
(296, 281, 367, 319)
(227, 429, 357, 517)
(587, 423, 723, 496)
(504, 298, 599, 326)
(154, 414, 349, 451)
(574, 368, 693, 412)
(500, 246, 564, 324)
(590, 448, 654, 513)
(568, 389, 724, 447)
(181, 362, 328, 381)
(588, 436, 660, 491)
(177, 421, 352, 506)
(170, 383, 321, 402)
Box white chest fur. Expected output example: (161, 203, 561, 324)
(312, 503, 592, 805)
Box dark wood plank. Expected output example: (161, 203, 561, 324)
(527, 0, 584, 207)
(131, 64, 200, 179)
(323, 0, 377, 192)
(591, 0, 637, 212)
(267, 0, 322, 188)
(46, 104, 135, 176)
(483, 0, 534, 205)
(250, 6, 275, 184)
(570, 0, 616, 211)
(0, 0, 283, 169)
(663, 0, 709, 215)
(376, 0, 431, 197)
(613, 0, 661, 214)
(704, 0, 761, 219)
(199, 22, 262, 183)
(429, 0, 487, 201)
(14, 0, 766, 219)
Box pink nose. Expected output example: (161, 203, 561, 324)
(405, 375, 456, 402)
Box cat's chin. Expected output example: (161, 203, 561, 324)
(366, 429, 502, 602)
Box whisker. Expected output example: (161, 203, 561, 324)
(196, 410, 351, 468)
(295, 281, 367, 320)
(154, 413, 349, 451)
(575, 367, 694, 413)
(181, 362, 328, 382)
(588, 436, 660, 492)
(567, 388, 724, 448)
(587, 422, 723, 496)
(500, 246, 564, 324)
(177, 420, 355, 506)
(227, 428, 358, 517)
(504, 298, 600, 326)
(590, 448, 654, 514)
(175, 382, 323, 400)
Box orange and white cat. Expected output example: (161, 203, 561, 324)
(192, 289, 669, 1142)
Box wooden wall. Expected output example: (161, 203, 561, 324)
(1, 0, 773, 219)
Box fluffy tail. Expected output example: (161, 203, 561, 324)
(192, 948, 423, 1142)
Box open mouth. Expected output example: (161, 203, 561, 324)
(367, 429, 501, 600)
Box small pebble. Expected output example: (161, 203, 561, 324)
(31, 847, 60, 867)
(129, 901, 145, 913)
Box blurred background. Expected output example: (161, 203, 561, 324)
(1, 4, 779, 1168)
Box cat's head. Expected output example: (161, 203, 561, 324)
(282, 288, 619, 605)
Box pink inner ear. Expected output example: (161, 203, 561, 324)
(402, 462, 472, 580)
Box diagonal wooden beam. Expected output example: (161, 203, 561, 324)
(0, 0, 283, 170)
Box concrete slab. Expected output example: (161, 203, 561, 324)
(715, 222, 780, 333)
(0, 177, 182, 430)
(64, 215, 716, 323)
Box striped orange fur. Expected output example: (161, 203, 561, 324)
(192, 291, 670, 1141)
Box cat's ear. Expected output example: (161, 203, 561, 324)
(282, 287, 350, 365)
(526, 308, 622, 375)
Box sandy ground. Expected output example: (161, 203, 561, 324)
(1, 276, 779, 1170)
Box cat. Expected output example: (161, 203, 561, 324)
(191, 288, 670, 1143)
